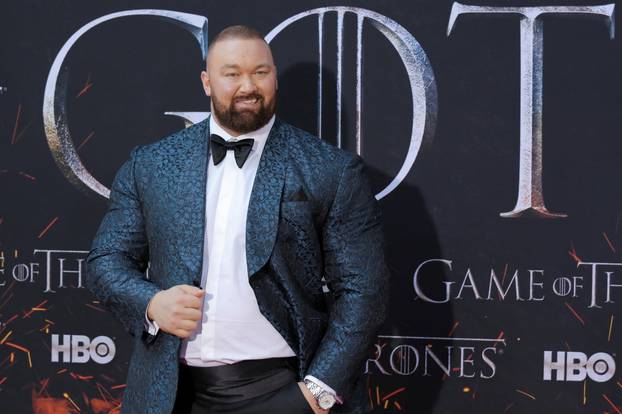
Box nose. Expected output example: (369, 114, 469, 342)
(238, 74, 257, 94)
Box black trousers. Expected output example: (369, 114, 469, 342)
(172, 357, 314, 414)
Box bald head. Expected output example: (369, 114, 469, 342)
(206, 25, 272, 66)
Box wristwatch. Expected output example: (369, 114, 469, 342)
(303, 379, 337, 410)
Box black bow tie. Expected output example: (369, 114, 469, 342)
(209, 134, 255, 168)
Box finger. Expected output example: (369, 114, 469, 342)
(176, 319, 199, 331)
(178, 308, 202, 321)
(181, 294, 203, 309)
(178, 284, 204, 296)
(173, 328, 193, 339)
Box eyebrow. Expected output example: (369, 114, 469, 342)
(220, 63, 272, 70)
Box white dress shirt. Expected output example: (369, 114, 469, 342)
(145, 115, 337, 397)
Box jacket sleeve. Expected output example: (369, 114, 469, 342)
(85, 146, 161, 338)
(305, 154, 390, 399)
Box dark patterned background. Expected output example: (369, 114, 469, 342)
(1, 1, 621, 412)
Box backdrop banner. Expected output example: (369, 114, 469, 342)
(1, 1, 621, 413)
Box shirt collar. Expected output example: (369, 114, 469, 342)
(209, 114, 275, 152)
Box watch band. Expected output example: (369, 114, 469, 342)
(304, 379, 337, 410)
(304, 379, 323, 398)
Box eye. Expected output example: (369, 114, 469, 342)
(225, 72, 239, 77)
(255, 70, 268, 75)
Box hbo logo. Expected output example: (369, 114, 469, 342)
(543, 351, 615, 382)
(51, 334, 115, 364)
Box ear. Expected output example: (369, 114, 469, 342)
(200, 70, 211, 96)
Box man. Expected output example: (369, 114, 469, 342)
(86, 25, 388, 414)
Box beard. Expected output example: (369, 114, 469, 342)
(211, 92, 277, 134)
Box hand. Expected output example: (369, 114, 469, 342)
(297, 382, 330, 414)
(146, 284, 205, 338)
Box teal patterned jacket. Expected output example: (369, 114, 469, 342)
(86, 118, 389, 413)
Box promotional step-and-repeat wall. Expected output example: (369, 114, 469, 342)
(1, 0, 620, 412)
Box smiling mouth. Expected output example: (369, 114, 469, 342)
(236, 97, 260, 105)
(237, 98, 259, 104)
(234, 94, 263, 105)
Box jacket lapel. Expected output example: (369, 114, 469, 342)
(246, 119, 288, 277)
(177, 118, 210, 284)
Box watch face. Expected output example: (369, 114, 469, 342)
(318, 392, 336, 410)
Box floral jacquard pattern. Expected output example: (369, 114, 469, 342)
(86, 118, 389, 414)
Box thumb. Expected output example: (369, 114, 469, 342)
(192, 288, 206, 297)
(178, 284, 205, 296)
